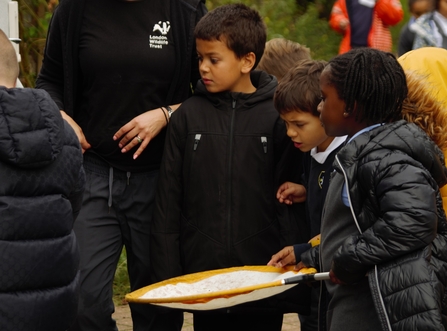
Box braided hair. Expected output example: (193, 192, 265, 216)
(327, 48, 408, 124)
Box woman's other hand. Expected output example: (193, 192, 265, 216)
(113, 107, 167, 160)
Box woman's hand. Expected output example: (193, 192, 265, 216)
(113, 107, 167, 160)
(267, 246, 296, 268)
(276, 182, 307, 205)
(61, 111, 91, 153)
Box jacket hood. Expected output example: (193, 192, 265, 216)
(398, 47, 447, 109)
(342, 120, 447, 187)
(398, 47, 447, 151)
(0, 87, 64, 168)
(194, 70, 278, 109)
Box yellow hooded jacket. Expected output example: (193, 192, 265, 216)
(398, 47, 447, 212)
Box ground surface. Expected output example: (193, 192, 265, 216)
(113, 304, 302, 330)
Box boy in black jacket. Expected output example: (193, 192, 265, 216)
(151, 4, 308, 331)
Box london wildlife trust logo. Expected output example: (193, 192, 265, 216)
(153, 21, 171, 35)
(149, 21, 170, 49)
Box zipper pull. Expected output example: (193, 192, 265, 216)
(261, 136, 267, 153)
(194, 134, 202, 151)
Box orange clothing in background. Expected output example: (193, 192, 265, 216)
(329, 0, 403, 54)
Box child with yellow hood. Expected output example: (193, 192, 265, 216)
(398, 47, 447, 212)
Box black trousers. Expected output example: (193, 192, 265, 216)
(69, 154, 183, 331)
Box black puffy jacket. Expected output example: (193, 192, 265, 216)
(0, 87, 85, 331)
(320, 121, 447, 331)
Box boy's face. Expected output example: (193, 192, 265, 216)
(280, 110, 332, 153)
(318, 67, 348, 137)
(411, 0, 431, 18)
(439, 0, 447, 18)
(196, 38, 254, 94)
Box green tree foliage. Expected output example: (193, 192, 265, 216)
(16, 0, 56, 87)
(207, 0, 341, 59)
(17, 0, 409, 87)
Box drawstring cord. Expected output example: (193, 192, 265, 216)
(108, 168, 132, 213)
(108, 167, 113, 212)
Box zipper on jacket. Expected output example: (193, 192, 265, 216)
(226, 99, 237, 265)
(335, 155, 392, 331)
(193, 134, 202, 151)
(261, 136, 267, 153)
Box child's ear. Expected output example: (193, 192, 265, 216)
(241, 52, 256, 73)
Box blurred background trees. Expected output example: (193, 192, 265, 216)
(16, 0, 409, 87)
(16, 0, 56, 87)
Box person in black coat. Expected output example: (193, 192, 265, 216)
(36, 1, 207, 330)
(300, 48, 447, 331)
(0, 29, 85, 331)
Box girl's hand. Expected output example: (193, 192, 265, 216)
(113, 107, 167, 160)
(276, 182, 307, 205)
(329, 269, 345, 285)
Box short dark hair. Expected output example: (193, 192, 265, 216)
(194, 3, 267, 68)
(274, 60, 327, 116)
(326, 48, 407, 124)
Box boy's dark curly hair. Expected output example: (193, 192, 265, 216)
(326, 48, 408, 124)
(194, 3, 267, 68)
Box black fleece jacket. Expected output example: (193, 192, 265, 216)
(36, 0, 206, 115)
(36, 0, 207, 171)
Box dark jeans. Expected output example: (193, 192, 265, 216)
(68, 153, 183, 331)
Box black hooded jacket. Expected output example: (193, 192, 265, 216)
(151, 70, 310, 314)
(0, 87, 85, 331)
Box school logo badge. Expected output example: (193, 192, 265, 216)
(318, 171, 325, 189)
(149, 21, 170, 49)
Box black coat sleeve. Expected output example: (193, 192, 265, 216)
(333, 159, 438, 283)
(150, 107, 187, 283)
(36, 6, 66, 112)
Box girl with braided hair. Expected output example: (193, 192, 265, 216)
(297, 48, 447, 331)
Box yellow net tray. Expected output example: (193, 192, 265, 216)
(126, 265, 321, 310)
